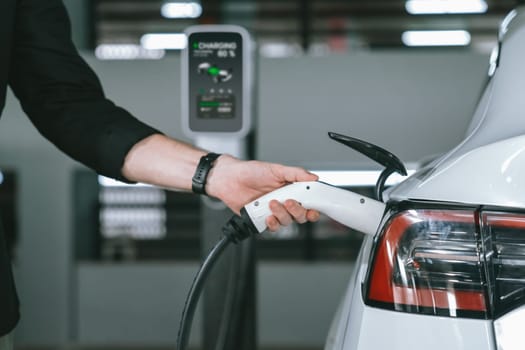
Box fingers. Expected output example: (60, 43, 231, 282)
(266, 216, 280, 232)
(265, 199, 321, 232)
(269, 199, 293, 227)
(284, 199, 307, 224)
(306, 209, 320, 222)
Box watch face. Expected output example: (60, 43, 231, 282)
(188, 31, 244, 132)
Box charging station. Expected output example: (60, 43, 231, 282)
(182, 24, 252, 157)
(182, 25, 256, 350)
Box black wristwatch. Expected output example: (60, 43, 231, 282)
(192, 152, 221, 195)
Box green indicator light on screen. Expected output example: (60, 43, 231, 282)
(200, 101, 220, 107)
(193, 42, 199, 49)
(208, 67, 220, 76)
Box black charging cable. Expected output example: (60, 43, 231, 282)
(213, 243, 241, 350)
(176, 213, 257, 350)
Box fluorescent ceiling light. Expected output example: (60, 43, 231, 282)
(500, 9, 518, 40)
(95, 44, 165, 60)
(98, 176, 151, 187)
(140, 33, 187, 50)
(161, 2, 202, 18)
(402, 30, 471, 46)
(312, 169, 416, 187)
(406, 0, 488, 14)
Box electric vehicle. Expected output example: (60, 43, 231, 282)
(325, 6, 525, 350)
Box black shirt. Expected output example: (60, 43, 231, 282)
(0, 0, 160, 335)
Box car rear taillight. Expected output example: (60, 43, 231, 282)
(482, 211, 525, 318)
(365, 206, 525, 319)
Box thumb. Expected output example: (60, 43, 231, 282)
(278, 165, 319, 183)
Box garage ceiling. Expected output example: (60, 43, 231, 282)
(91, 0, 521, 55)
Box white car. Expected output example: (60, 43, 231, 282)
(325, 6, 525, 350)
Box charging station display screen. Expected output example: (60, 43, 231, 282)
(188, 32, 243, 132)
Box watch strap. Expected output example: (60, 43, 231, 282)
(192, 152, 221, 195)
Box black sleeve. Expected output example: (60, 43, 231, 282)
(7, 0, 161, 182)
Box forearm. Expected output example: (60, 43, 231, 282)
(122, 134, 207, 192)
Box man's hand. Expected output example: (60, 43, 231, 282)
(206, 155, 321, 231)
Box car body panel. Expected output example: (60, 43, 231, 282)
(324, 236, 374, 350)
(343, 304, 494, 350)
(494, 305, 525, 350)
(388, 134, 525, 208)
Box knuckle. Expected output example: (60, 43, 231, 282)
(286, 200, 307, 223)
(307, 210, 320, 222)
(285, 200, 301, 214)
(266, 217, 278, 232)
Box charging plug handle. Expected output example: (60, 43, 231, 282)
(243, 181, 386, 235)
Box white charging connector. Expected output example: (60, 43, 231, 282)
(243, 181, 386, 235)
